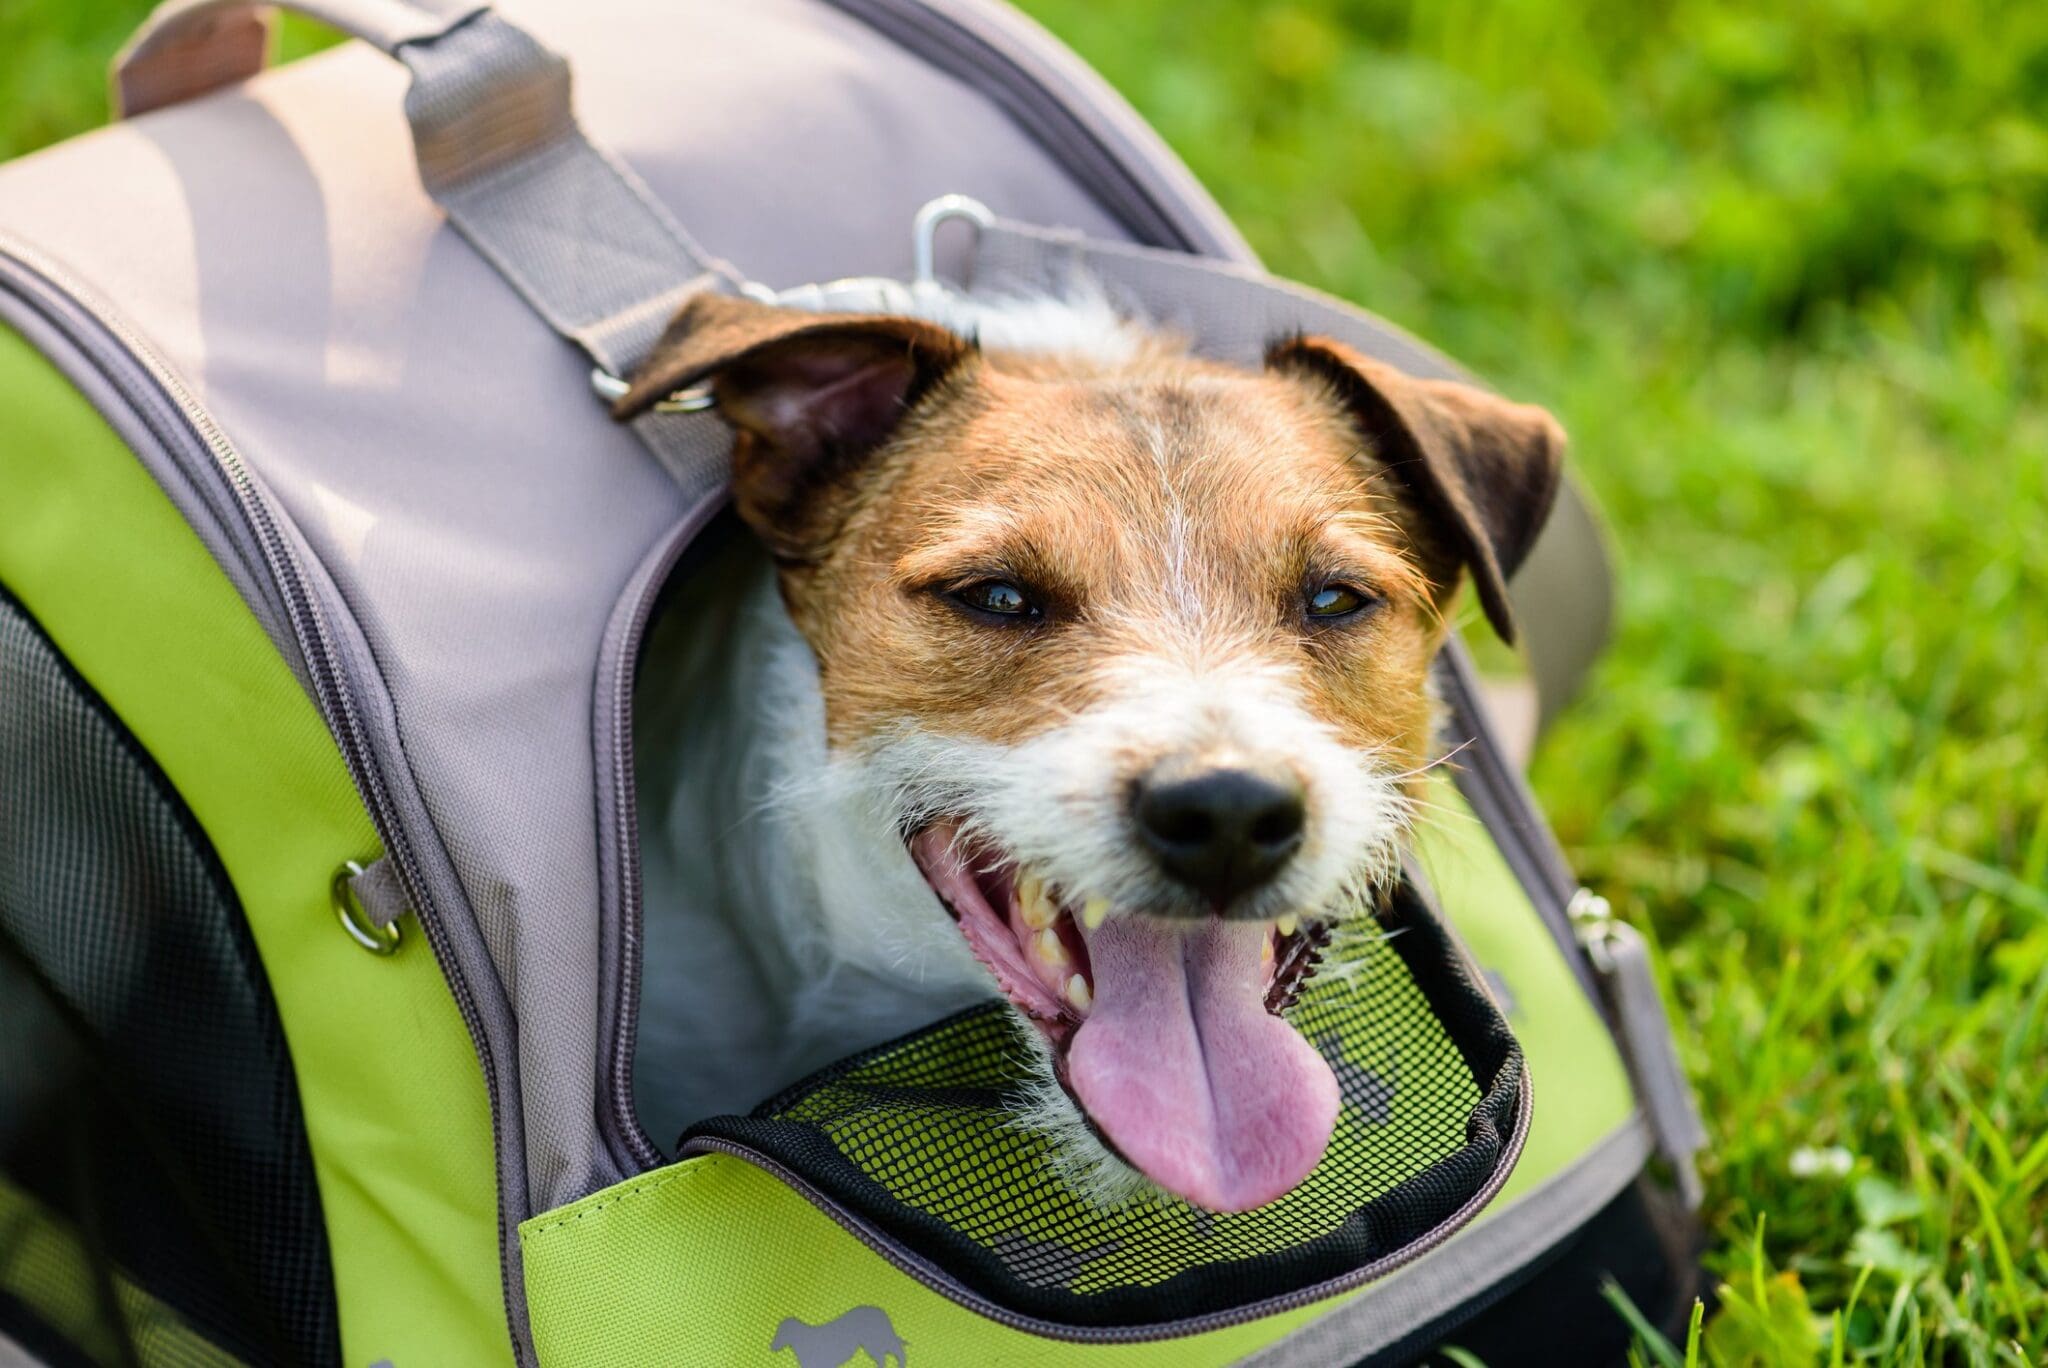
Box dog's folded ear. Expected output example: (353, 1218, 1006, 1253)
(615, 293, 972, 558)
(1267, 337, 1565, 645)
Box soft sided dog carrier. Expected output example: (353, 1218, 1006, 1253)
(0, 1, 1708, 1363)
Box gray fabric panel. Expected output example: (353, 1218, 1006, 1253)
(1237, 1117, 1654, 1367)
(0, 0, 1137, 1220)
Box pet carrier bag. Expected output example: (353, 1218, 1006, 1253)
(0, 0, 1707, 1363)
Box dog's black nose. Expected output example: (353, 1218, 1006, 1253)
(1134, 760, 1306, 908)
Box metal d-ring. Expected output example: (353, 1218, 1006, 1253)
(912, 194, 995, 286)
(587, 367, 718, 414)
(332, 859, 403, 956)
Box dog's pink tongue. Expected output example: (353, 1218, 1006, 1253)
(1067, 917, 1338, 1212)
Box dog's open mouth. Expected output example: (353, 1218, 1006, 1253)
(909, 820, 1341, 1212)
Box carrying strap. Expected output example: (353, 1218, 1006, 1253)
(112, 0, 738, 491)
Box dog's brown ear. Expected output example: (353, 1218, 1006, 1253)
(615, 293, 972, 558)
(1267, 337, 1565, 644)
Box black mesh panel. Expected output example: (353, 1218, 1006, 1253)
(685, 877, 1523, 1331)
(0, 582, 339, 1367)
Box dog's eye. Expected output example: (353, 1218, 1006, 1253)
(1305, 584, 1374, 620)
(952, 580, 1039, 620)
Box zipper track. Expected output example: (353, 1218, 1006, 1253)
(601, 576, 666, 1174)
(0, 239, 530, 1363)
(683, 1060, 1532, 1346)
(598, 512, 724, 1175)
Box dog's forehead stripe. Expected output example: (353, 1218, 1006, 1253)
(894, 393, 1422, 628)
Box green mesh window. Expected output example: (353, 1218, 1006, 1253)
(684, 877, 1524, 1333)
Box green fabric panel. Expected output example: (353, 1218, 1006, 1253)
(521, 776, 1634, 1362)
(0, 326, 506, 1365)
(1411, 777, 1636, 1202)
(521, 1153, 1334, 1366)
(0, 1175, 245, 1368)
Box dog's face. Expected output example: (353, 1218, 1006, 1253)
(621, 294, 1562, 1212)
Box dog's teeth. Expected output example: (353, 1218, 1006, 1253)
(1275, 913, 1300, 937)
(1034, 928, 1070, 968)
(1064, 974, 1092, 1011)
(1080, 897, 1110, 931)
(1262, 935, 1275, 965)
(1018, 873, 1054, 929)
(1034, 886, 1061, 929)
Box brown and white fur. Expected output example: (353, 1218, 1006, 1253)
(621, 285, 1562, 1212)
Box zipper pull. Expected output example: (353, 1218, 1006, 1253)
(1570, 887, 1707, 1209)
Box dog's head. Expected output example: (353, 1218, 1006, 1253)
(620, 293, 1563, 1211)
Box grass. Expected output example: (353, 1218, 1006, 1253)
(5, 0, 2044, 1363)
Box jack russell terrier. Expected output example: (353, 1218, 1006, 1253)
(617, 285, 1562, 1214)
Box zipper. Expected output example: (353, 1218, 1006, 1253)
(598, 566, 666, 1175)
(596, 509, 725, 1175)
(682, 1058, 1531, 1345)
(0, 239, 532, 1361)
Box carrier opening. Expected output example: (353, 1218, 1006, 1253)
(621, 520, 1527, 1331)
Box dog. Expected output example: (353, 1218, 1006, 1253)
(618, 284, 1562, 1213)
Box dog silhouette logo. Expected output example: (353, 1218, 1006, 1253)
(768, 1306, 907, 1366)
